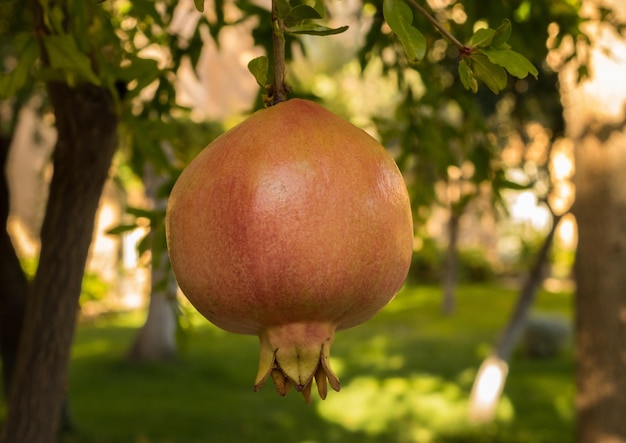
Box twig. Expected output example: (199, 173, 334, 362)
(404, 0, 470, 54)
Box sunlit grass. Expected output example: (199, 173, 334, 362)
(59, 283, 573, 443)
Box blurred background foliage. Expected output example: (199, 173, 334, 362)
(61, 284, 573, 443)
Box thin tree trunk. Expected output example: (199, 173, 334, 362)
(468, 211, 562, 422)
(127, 163, 178, 362)
(495, 211, 562, 361)
(442, 209, 460, 315)
(128, 255, 178, 361)
(0, 82, 118, 443)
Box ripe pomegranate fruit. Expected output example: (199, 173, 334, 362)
(166, 99, 413, 402)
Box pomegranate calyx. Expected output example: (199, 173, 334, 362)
(254, 323, 340, 403)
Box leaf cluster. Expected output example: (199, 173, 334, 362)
(350, 0, 586, 227)
(276, 0, 348, 36)
(382, 0, 539, 94)
(244, 0, 349, 98)
(460, 20, 538, 94)
(106, 205, 167, 269)
(383, 0, 426, 63)
(1, 0, 226, 279)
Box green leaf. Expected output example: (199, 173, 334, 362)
(458, 59, 478, 93)
(383, 0, 426, 63)
(194, 0, 204, 12)
(185, 19, 208, 68)
(469, 145, 493, 182)
(106, 224, 139, 236)
(492, 19, 512, 48)
(127, 116, 178, 174)
(286, 4, 323, 23)
(42, 34, 101, 85)
(470, 54, 508, 94)
(286, 23, 349, 36)
(247, 56, 269, 88)
(151, 222, 168, 262)
(119, 57, 160, 99)
(470, 27, 495, 48)
(129, 0, 165, 28)
(514, 0, 532, 21)
(127, 206, 159, 220)
(577, 64, 590, 82)
(43, 4, 66, 34)
(209, 0, 225, 41)
(136, 232, 152, 257)
(0, 33, 39, 99)
(480, 47, 539, 79)
(494, 175, 533, 191)
(275, 0, 292, 19)
(311, 0, 325, 18)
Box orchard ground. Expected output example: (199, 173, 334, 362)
(6, 282, 574, 443)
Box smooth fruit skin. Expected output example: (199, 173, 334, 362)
(166, 99, 413, 401)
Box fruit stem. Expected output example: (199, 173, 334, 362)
(269, 0, 289, 106)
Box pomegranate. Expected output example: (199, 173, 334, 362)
(166, 99, 413, 402)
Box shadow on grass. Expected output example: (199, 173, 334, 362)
(60, 283, 574, 443)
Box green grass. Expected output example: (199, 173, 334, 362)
(52, 283, 574, 442)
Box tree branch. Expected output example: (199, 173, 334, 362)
(494, 210, 563, 361)
(404, 0, 470, 53)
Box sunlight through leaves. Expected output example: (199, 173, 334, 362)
(316, 373, 514, 442)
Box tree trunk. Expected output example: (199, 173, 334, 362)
(0, 82, 118, 443)
(442, 209, 460, 315)
(0, 133, 28, 397)
(559, 1, 626, 441)
(127, 259, 178, 362)
(127, 163, 178, 362)
(573, 129, 626, 442)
